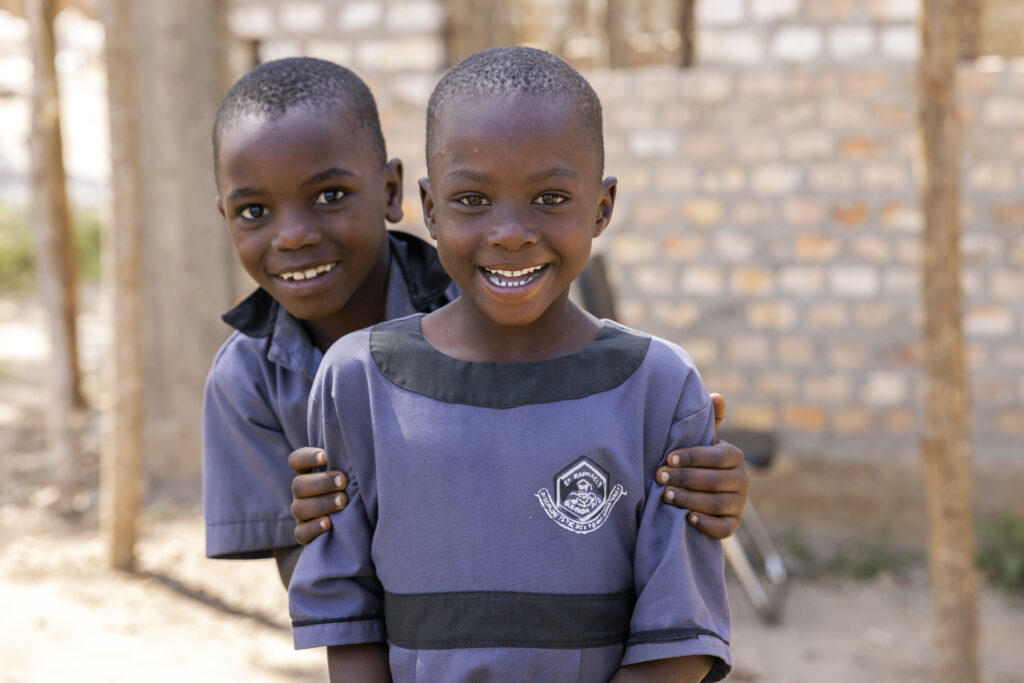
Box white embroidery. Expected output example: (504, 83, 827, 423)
(536, 457, 625, 534)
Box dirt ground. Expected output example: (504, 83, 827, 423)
(1, 292, 1023, 683)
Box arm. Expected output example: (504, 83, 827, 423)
(289, 446, 349, 545)
(623, 380, 731, 680)
(327, 644, 391, 683)
(611, 655, 713, 682)
(202, 346, 308, 568)
(290, 340, 386, 654)
(657, 393, 749, 539)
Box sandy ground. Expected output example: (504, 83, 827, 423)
(2, 293, 1023, 682)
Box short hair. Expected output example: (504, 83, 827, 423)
(425, 46, 604, 174)
(213, 57, 386, 167)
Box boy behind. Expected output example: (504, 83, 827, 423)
(204, 57, 457, 584)
(290, 47, 731, 682)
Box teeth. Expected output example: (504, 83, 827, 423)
(486, 265, 544, 278)
(280, 262, 336, 281)
(483, 264, 545, 288)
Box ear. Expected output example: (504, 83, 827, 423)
(418, 177, 437, 240)
(592, 176, 617, 238)
(216, 196, 225, 218)
(384, 158, 404, 224)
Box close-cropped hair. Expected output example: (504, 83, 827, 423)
(425, 46, 605, 174)
(213, 56, 386, 166)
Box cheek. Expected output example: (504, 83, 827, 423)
(230, 231, 267, 273)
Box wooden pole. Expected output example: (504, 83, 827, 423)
(26, 0, 82, 515)
(917, 2, 980, 681)
(958, 0, 983, 60)
(99, 0, 143, 570)
(679, 0, 697, 68)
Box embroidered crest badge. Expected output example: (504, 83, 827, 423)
(536, 456, 626, 534)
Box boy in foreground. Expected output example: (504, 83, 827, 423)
(205, 57, 747, 590)
(289, 47, 730, 681)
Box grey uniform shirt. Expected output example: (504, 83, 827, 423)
(290, 315, 732, 681)
(202, 232, 456, 559)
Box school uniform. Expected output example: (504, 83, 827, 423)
(202, 231, 457, 559)
(290, 315, 732, 681)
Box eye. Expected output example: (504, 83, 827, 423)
(533, 192, 567, 206)
(314, 188, 346, 205)
(456, 194, 490, 207)
(239, 204, 268, 220)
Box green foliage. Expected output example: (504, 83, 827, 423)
(823, 529, 909, 580)
(0, 202, 104, 292)
(0, 204, 35, 290)
(977, 515, 1024, 593)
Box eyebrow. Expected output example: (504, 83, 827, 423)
(300, 167, 358, 187)
(443, 166, 581, 184)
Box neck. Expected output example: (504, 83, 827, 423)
(303, 242, 391, 352)
(424, 298, 602, 363)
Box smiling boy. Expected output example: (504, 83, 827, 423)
(204, 58, 457, 584)
(204, 57, 748, 595)
(289, 48, 731, 682)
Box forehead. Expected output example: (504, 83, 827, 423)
(216, 106, 377, 184)
(431, 93, 599, 178)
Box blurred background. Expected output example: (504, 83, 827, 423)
(0, 0, 1022, 681)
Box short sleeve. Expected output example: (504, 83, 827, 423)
(623, 392, 732, 680)
(202, 336, 300, 558)
(288, 335, 386, 649)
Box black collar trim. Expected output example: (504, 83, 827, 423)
(369, 316, 651, 408)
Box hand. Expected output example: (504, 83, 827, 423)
(656, 393, 749, 540)
(288, 446, 348, 545)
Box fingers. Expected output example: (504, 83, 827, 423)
(664, 440, 745, 470)
(657, 464, 743, 493)
(684, 512, 741, 540)
(709, 392, 726, 433)
(288, 447, 327, 475)
(291, 470, 348, 499)
(295, 517, 331, 546)
(661, 487, 745, 519)
(291, 487, 348, 524)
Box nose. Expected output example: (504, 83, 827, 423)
(271, 208, 321, 251)
(487, 208, 538, 251)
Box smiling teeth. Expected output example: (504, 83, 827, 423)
(483, 264, 545, 287)
(280, 263, 336, 281)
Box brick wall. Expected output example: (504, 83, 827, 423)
(586, 62, 1024, 463)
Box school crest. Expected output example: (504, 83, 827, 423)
(535, 456, 625, 534)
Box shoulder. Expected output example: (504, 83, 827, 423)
(606, 322, 709, 402)
(317, 326, 378, 390)
(206, 330, 269, 389)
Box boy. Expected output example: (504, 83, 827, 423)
(289, 47, 731, 682)
(204, 57, 747, 589)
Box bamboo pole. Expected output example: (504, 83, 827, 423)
(917, 1, 980, 681)
(26, 0, 82, 515)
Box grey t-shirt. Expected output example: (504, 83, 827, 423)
(290, 315, 732, 681)
(202, 232, 456, 558)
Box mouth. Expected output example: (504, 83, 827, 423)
(275, 262, 338, 282)
(480, 264, 548, 288)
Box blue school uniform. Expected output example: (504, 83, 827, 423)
(290, 315, 732, 681)
(202, 232, 457, 559)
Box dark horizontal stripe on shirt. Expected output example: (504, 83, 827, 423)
(370, 317, 652, 408)
(383, 589, 635, 649)
(628, 627, 729, 646)
(291, 613, 383, 628)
